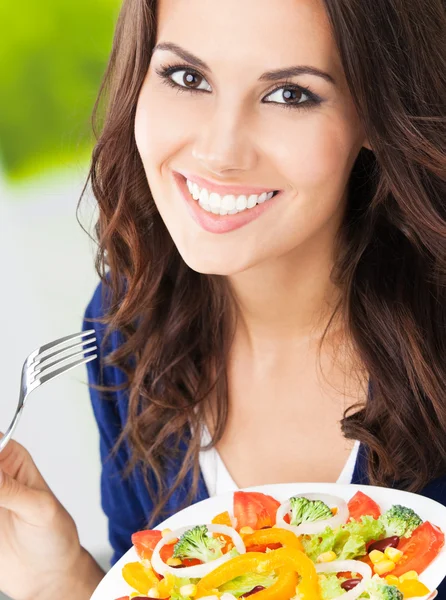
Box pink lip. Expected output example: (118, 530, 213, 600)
(173, 171, 281, 234)
(177, 170, 278, 197)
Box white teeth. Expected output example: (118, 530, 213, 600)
(192, 183, 200, 200)
(247, 194, 257, 209)
(236, 195, 248, 210)
(199, 188, 209, 205)
(209, 192, 220, 208)
(222, 195, 236, 211)
(186, 178, 277, 215)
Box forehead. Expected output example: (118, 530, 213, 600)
(156, 0, 342, 80)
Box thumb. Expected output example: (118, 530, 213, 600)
(0, 467, 55, 526)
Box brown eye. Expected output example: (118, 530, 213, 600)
(265, 86, 307, 106)
(170, 69, 211, 91)
(183, 71, 202, 88)
(282, 88, 303, 102)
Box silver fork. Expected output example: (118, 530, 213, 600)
(0, 330, 97, 453)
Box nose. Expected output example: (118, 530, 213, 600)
(191, 101, 258, 176)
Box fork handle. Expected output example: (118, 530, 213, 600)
(0, 394, 26, 454)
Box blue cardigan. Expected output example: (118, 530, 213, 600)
(82, 280, 446, 593)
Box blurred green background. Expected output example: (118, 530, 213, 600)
(0, 0, 120, 182)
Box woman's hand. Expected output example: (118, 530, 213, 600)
(0, 435, 105, 600)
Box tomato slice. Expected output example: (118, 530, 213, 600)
(234, 491, 281, 530)
(347, 491, 381, 521)
(131, 529, 175, 562)
(392, 521, 445, 577)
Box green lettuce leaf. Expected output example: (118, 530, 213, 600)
(302, 515, 386, 562)
(169, 577, 201, 600)
(318, 573, 348, 600)
(219, 572, 277, 598)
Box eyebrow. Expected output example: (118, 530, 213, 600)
(153, 42, 336, 86)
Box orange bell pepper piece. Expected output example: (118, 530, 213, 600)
(212, 511, 235, 552)
(243, 527, 304, 552)
(196, 547, 320, 600)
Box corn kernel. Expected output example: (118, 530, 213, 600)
(161, 528, 172, 537)
(399, 570, 419, 582)
(148, 588, 161, 599)
(240, 526, 255, 535)
(384, 547, 404, 563)
(316, 551, 337, 563)
(166, 557, 183, 566)
(369, 549, 385, 564)
(180, 584, 197, 597)
(374, 559, 396, 575)
(385, 575, 400, 586)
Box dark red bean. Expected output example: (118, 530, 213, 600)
(341, 578, 362, 591)
(368, 535, 400, 553)
(241, 586, 266, 597)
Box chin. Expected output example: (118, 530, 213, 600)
(177, 248, 252, 276)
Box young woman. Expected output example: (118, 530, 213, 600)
(0, 0, 445, 598)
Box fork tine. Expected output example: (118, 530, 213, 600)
(31, 335, 97, 369)
(35, 329, 96, 357)
(35, 354, 98, 387)
(30, 345, 98, 379)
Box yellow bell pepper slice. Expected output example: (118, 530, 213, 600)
(397, 579, 430, 598)
(243, 527, 304, 552)
(196, 547, 320, 600)
(122, 561, 159, 594)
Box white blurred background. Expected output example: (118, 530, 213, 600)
(0, 166, 113, 599)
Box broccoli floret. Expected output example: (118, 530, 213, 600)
(361, 575, 403, 600)
(378, 505, 423, 539)
(289, 496, 333, 526)
(173, 525, 225, 563)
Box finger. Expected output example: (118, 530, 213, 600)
(0, 433, 50, 492)
(0, 468, 56, 526)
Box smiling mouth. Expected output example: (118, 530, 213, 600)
(184, 176, 280, 216)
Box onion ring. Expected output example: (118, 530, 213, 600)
(316, 559, 372, 600)
(151, 523, 246, 578)
(276, 493, 349, 535)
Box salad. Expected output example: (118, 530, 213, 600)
(115, 490, 444, 600)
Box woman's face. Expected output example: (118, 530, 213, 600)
(135, 0, 369, 275)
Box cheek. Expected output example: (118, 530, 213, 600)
(134, 77, 196, 176)
(268, 111, 356, 192)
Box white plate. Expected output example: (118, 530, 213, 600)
(90, 482, 446, 599)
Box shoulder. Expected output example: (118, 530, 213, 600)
(82, 275, 130, 424)
(418, 473, 446, 507)
(82, 274, 127, 358)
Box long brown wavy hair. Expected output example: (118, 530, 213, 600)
(79, 0, 446, 527)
